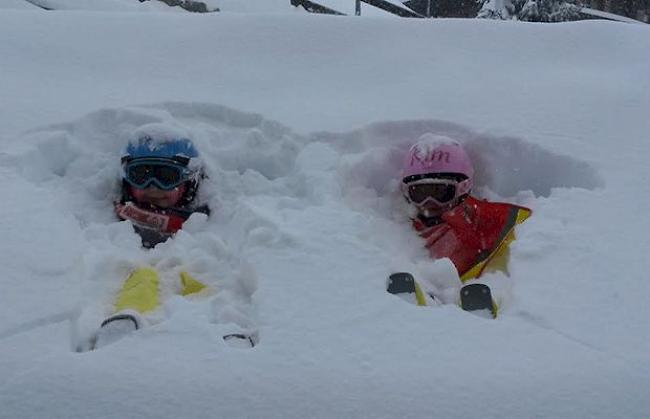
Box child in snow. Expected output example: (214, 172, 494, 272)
(115, 135, 209, 249)
(89, 134, 213, 349)
(400, 134, 531, 286)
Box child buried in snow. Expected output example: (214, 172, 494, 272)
(389, 134, 531, 317)
(86, 134, 254, 350)
(116, 134, 209, 249)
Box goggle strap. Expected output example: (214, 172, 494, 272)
(456, 178, 471, 196)
(122, 156, 190, 166)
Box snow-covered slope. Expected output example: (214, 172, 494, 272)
(0, 0, 184, 11)
(214, 0, 296, 14)
(0, 0, 293, 13)
(0, 8, 649, 419)
(0, 0, 39, 9)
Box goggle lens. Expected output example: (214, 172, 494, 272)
(125, 162, 185, 190)
(407, 182, 456, 204)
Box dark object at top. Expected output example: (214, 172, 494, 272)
(291, 0, 347, 15)
(292, 0, 423, 17)
(402, 0, 481, 18)
(140, 0, 219, 13)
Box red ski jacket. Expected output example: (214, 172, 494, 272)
(413, 196, 531, 281)
(115, 201, 210, 249)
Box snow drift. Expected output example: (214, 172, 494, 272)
(1, 8, 649, 419)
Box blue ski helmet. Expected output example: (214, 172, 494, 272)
(121, 135, 204, 207)
(123, 136, 199, 163)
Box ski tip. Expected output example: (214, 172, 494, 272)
(100, 313, 141, 330)
(460, 284, 497, 319)
(387, 272, 416, 294)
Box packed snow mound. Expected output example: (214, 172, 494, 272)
(2, 102, 648, 419)
(3, 103, 310, 354)
(5, 102, 601, 329)
(12, 102, 602, 229)
(315, 119, 602, 204)
(5, 102, 602, 334)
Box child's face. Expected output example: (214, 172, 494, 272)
(130, 184, 186, 208)
(415, 200, 454, 219)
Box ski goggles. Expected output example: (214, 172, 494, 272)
(123, 159, 190, 190)
(403, 178, 470, 206)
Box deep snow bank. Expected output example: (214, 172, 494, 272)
(1, 102, 646, 419)
(1, 9, 649, 419)
(1, 11, 648, 143)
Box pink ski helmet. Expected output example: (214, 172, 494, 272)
(402, 134, 474, 194)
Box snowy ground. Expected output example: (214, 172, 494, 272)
(0, 0, 411, 16)
(1, 5, 649, 419)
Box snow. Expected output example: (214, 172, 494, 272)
(409, 133, 460, 156)
(1, 5, 650, 419)
(0, 0, 39, 9)
(129, 123, 193, 150)
(6, 0, 185, 12)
